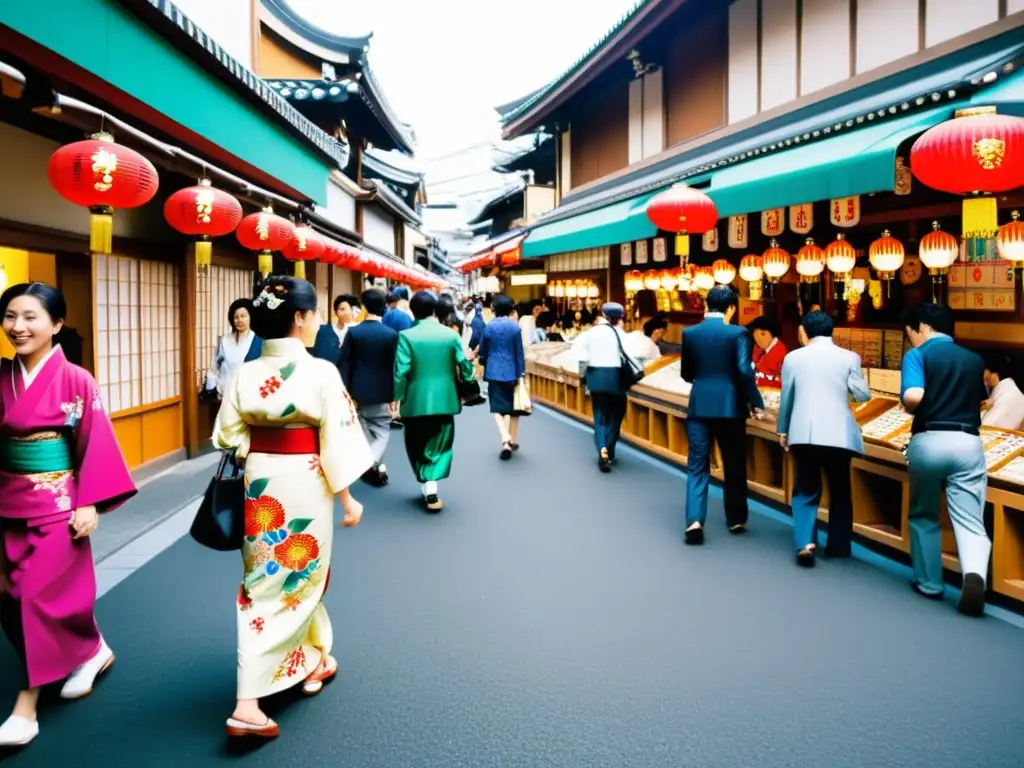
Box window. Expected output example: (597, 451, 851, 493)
(95, 254, 181, 414)
(195, 265, 255, 389)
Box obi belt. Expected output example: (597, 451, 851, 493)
(0, 433, 74, 475)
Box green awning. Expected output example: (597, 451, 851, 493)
(522, 190, 660, 258)
(969, 68, 1024, 116)
(707, 105, 955, 218)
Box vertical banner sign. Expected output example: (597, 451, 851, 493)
(728, 215, 748, 249)
(652, 238, 668, 262)
(620, 242, 633, 266)
(761, 209, 784, 237)
(789, 204, 813, 234)
(830, 196, 861, 228)
(702, 227, 719, 252)
(635, 240, 649, 264)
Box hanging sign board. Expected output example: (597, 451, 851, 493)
(635, 240, 649, 264)
(789, 204, 813, 234)
(728, 215, 748, 249)
(761, 209, 784, 237)
(620, 242, 633, 266)
(830, 196, 861, 228)
(652, 238, 668, 262)
(702, 227, 719, 252)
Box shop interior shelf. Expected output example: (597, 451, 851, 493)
(991, 488, 1024, 602)
(667, 415, 688, 459)
(650, 408, 669, 450)
(850, 459, 909, 552)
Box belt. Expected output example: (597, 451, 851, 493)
(921, 422, 980, 436)
(249, 426, 320, 455)
(0, 435, 74, 474)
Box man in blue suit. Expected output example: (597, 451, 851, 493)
(680, 285, 764, 544)
(339, 288, 399, 486)
(777, 311, 871, 566)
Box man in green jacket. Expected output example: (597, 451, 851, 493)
(394, 291, 476, 511)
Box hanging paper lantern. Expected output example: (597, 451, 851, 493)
(868, 230, 905, 281)
(918, 221, 959, 274)
(645, 184, 718, 263)
(762, 240, 790, 283)
(795, 238, 826, 282)
(712, 258, 736, 285)
(624, 270, 644, 293)
(692, 266, 715, 294)
(738, 254, 763, 283)
(997, 211, 1024, 265)
(910, 108, 1024, 238)
(282, 224, 326, 280)
(659, 268, 679, 291)
(643, 271, 662, 291)
(47, 132, 159, 254)
(236, 207, 294, 275)
(163, 179, 242, 273)
(825, 233, 856, 277)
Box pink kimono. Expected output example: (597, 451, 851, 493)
(0, 346, 136, 688)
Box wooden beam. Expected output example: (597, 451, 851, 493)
(180, 245, 200, 458)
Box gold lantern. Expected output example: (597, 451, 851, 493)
(692, 266, 715, 295)
(919, 221, 959, 275)
(795, 238, 825, 283)
(762, 240, 791, 283)
(868, 230, 905, 288)
(739, 254, 764, 300)
(997, 211, 1024, 266)
(712, 258, 736, 285)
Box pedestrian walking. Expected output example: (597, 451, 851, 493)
(339, 288, 399, 486)
(0, 282, 136, 748)
(393, 291, 475, 512)
(203, 298, 261, 400)
(479, 294, 527, 459)
(213, 276, 372, 739)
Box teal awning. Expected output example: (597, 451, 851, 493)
(707, 105, 955, 218)
(522, 190, 660, 258)
(970, 68, 1024, 116)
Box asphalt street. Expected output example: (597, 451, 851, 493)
(1, 404, 1022, 767)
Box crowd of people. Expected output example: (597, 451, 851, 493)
(0, 274, 1008, 749)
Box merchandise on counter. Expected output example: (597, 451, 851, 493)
(981, 430, 1024, 471)
(638, 359, 692, 396)
(759, 389, 781, 413)
(861, 405, 914, 440)
(888, 430, 913, 450)
(994, 455, 1024, 484)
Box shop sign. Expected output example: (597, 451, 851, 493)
(620, 242, 633, 266)
(635, 240, 649, 264)
(948, 260, 1016, 311)
(728, 215, 748, 249)
(652, 238, 668, 262)
(830, 196, 861, 228)
(789, 204, 813, 235)
(761, 209, 784, 237)
(702, 227, 719, 252)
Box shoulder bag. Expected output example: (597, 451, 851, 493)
(610, 325, 645, 390)
(190, 449, 246, 552)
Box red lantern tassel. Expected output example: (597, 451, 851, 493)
(195, 238, 212, 274)
(258, 250, 273, 276)
(293, 261, 306, 280)
(90, 206, 114, 254)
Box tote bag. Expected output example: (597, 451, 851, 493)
(190, 450, 246, 552)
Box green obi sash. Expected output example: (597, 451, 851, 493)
(0, 437, 74, 474)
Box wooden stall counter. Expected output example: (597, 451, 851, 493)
(522, 351, 1024, 608)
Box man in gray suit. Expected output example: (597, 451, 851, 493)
(777, 311, 871, 567)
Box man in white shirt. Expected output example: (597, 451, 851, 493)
(624, 315, 666, 365)
(519, 300, 543, 347)
(982, 354, 1024, 431)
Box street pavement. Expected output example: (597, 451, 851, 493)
(1, 404, 1022, 767)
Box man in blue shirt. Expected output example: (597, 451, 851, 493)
(900, 303, 990, 617)
(382, 287, 414, 333)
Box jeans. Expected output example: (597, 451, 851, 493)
(790, 446, 854, 554)
(906, 431, 991, 595)
(591, 393, 626, 457)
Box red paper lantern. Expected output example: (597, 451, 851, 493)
(762, 240, 791, 283)
(281, 224, 325, 280)
(236, 209, 294, 275)
(910, 109, 1024, 237)
(795, 238, 825, 282)
(645, 184, 718, 261)
(163, 179, 242, 272)
(48, 132, 159, 254)
(997, 211, 1024, 265)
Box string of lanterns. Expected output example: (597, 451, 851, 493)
(46, 132, 444, 290)
(547, 279, 601, 299)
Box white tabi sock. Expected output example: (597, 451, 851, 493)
(378, 463, 387, 474)
(422, 480, 438, 497)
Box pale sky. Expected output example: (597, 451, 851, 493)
(287, 0, 641, 161)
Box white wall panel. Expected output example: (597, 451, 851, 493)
(319, 178, 356, 232)
(173, 0, 252, 68)
(926, 0, 998, 48)
(856, 0, 918, 74)
(628, 78, 644, 164)
(801, 0, 851, 95)
(728, 0, 760, 123)
(1010, 0, 1024, 13)
(362, 205, 396, 255)
(760, 0, 798, 111)
(641, 69, 665, 159)
(560, 128, 572, 193)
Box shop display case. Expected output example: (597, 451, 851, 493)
(522, 360, 1024, 605)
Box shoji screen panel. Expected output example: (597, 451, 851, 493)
(141, 260, 181, 405)
(94, 254, 141, 414)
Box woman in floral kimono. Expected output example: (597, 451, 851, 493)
(213, 276, 372, 740)
(0, 282, 136, 748)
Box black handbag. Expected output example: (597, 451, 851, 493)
(457, 377, 487, 407)
(610, 325, 645, 389)
(190, 450, 245, 552)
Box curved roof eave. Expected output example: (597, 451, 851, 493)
(260, 0, 371, 57)
(363, 148, 424, 187)
(359, 62, 417, 154)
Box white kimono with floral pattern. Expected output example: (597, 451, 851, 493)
(213, 338, 372, 699)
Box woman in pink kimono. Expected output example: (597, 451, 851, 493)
(0, 282, 136, 748)
(214, 276, 372, 740)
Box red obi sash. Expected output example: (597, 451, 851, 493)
(249, 427, 320, 455)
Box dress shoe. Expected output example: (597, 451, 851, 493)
(61, 638, 114, 700)
(911, 582, 944, 601)
(0, 715, 38, 747)
(376, 465, 389, 486)
(796, 547, 816, 568)
(425, 494, 444, 512)
(225, 717, 279, 739)
(957, 573, 986, 618)
(598, 456, 611, 473)
(684, 526, 704, 545)
(728, 524, 747, 535)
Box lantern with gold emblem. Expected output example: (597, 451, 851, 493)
(164, 179, 243, 273)
(645, 184, 718, 265)
(236, 207, 295, 276)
